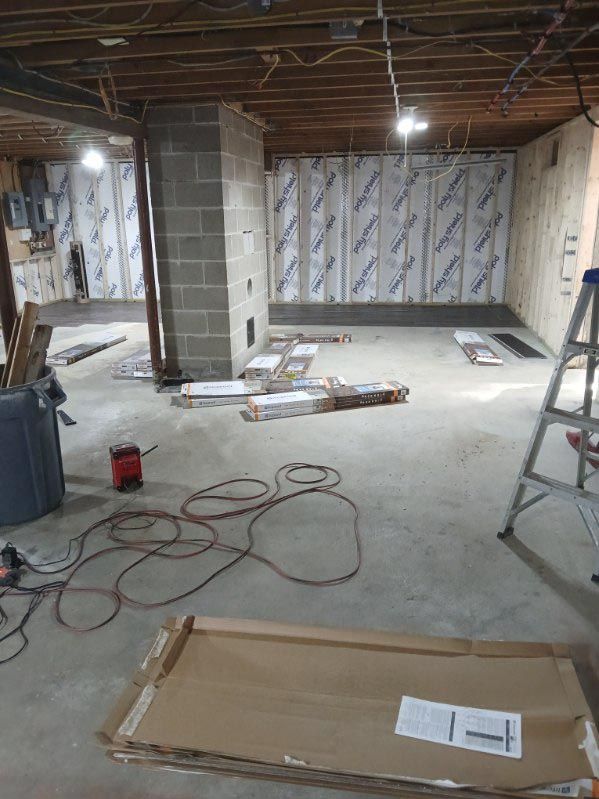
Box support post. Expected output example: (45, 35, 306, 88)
(0, 210, 18, 352)
(132, 137, 162, 377)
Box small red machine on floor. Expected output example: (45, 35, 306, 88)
(110, 443, 143, 491)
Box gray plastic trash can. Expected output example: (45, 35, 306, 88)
(0, 366, 67, 525)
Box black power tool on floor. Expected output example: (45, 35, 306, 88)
(0, 544, 24, 587)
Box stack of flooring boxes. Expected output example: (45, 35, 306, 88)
(244, 341, 295, 380)
(111, 349, 153, 380)
(278, 344, 319, 379)
(246, 380, 409, 422)
(177, 377, 346, 409)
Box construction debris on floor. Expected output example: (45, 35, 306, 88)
(454, 330, 503, 366)
(278, 343, 319, 378)
(99, 616, 598, 798)
(0, 463, 360, 662)
(47, 331, 126, 366)
(111, 349, 153, 379)
(244, 340, 296, 379)
(1, 301, 51, 387)
(174, 376, 348, 408)
(489, 333, 547, 359)
(270, 332, 352, 343)
(243, 380, 409, 422)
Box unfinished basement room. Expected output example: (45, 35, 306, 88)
(1, 1, 599, 797)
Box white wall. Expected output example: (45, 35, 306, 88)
(44, 160, 157, 302)
(269, 151, 516, 305)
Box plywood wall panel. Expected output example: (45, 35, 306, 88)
(506, 109, 599, 354)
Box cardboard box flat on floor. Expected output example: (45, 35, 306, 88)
(99, 617, 599, 797)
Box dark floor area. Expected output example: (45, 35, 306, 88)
(39, 300, 151, 326)
(36, 300, 522, 330)
(269, 302, 523, 327)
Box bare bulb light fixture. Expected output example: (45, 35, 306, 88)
(396, 107, 428, 137)
(81, 150, 104, 170)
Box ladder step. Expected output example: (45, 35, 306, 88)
(522, 472, 599, 508)
(543, 407, 599, 432)
(566, 341, 599, 358)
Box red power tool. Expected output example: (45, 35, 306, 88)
(0, 544, 24, 587)
(110, 443, 143, 491)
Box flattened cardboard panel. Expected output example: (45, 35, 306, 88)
(273, 157, 300, 302)
(102, 618, 597, 793)
(431, 156, 467, 303)
(299, 157, 326, 302)
(379, 154, 411, 302)
(351, 154, 381, 302)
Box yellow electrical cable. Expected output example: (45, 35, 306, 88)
(280, 42, 558, 85)
(256, 54, 280, 89)
(0, 86, 143, 125)
(427, 115, 472, 181)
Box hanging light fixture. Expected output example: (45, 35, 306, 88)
(81, 150, 104, 170)
(396, 107, 428, 136)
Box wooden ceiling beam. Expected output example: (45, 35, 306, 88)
(1, 13, 595, 48)
(62, 58, 599, 85)
(11, 20, 591, 67)
(103, 71, 598, 92)
(0, 0, 596, 18)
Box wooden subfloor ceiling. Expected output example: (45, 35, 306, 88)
(0, 1, 598, 156)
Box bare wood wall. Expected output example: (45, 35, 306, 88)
(506, 108, 599, 354)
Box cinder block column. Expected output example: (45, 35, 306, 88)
(147, 103, 269, 378)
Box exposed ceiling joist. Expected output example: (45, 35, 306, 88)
(0, 0, 597, 155)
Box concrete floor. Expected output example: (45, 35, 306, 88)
(1, 317, 598, 799)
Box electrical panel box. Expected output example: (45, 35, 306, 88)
(2, 191, 28, 229)
(23, 178, 58, 232)
(43, 192, 59, 225)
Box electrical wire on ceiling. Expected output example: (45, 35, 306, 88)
(384, 114, 472, 178)
(0, 5, 578, 42)
(0, 463, 361, 664)
(66, 4, 155, 28)
(501, 21, 599, 114)
(0, 85, 143, 125)
(378, 0, 400, 120)
(98, 65, 120, 119)
(566, 52, 599, 127)
(255, 54, 280, 89)
(486, 0, 575, 112)
(167, 53, 259, 68)
(427, 115, 472, 181)
(219, 96, 270, 129)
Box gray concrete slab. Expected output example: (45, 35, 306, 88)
(0, 321, 597, 799)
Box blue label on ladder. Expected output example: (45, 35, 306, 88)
(583, 268, 599, 284)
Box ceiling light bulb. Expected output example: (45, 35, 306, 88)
(414, 121, 428, 131)
(397, 116, 414, 135)
(81, 150, 104, 170)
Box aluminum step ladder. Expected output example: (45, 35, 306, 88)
(498, 268, 599, 582)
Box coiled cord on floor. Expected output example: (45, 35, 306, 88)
(0, 464, 361, 662)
